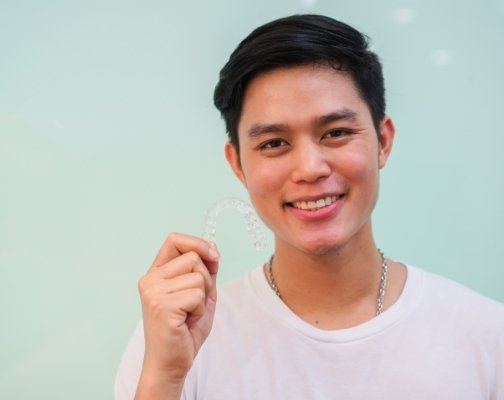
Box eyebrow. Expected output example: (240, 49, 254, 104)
(247, 108, 359, 140)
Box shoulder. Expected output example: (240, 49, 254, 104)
(413, 264, 504, 333)
(420, 265, 504, 310)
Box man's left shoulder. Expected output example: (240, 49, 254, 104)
(421, 267, 504, 330)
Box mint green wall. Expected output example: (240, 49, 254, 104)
(1, 1, 503, 398)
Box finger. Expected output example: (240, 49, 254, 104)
(151, 252, 213, 297)
(148, 272, 206, 296)
(150, 232, 220, 271)
(169, 288, 206, 318)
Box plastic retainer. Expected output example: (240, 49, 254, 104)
(202, 197, 267, 251)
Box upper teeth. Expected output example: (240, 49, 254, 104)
(292, 195, 341, 210)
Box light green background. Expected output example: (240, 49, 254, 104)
(1, 0, 503, 398)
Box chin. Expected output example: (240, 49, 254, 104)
(300, 236, 345, 256)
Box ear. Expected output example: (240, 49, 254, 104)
(225, 141, 247, 188)
(377, 115, 396, 170)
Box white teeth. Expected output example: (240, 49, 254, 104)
(292, 195, 341, 210)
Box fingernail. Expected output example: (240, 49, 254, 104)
(209, 247, 220, 260)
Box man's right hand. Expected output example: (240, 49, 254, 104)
(137, 232, 220, 385)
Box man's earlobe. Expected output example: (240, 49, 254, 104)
(225, 141, 247, 187)
(378, 116, 395, 170)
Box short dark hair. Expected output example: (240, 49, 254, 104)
(213, 13, 386, 158)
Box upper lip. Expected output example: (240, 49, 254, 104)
(285, 192, 345, 204)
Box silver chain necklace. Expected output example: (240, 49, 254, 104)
(265, 248, 389, 316)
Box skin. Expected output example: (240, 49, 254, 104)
(224, 63, 407, 330)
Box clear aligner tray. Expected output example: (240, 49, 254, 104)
(202, 197, 266, 251)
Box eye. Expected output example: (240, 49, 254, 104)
(259, 139, 288, 150)
(325, 129, 352, 138)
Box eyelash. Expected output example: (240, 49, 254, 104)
(259, 129, 353, 150)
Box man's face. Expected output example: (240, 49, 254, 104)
(225, 63, 395, 255)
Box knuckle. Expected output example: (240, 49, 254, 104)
(137, 276, 148, 293)
(166, 231, 179, 243)
(140, 287, 155, 303)
(194, 272, 205, 287)
(166, 316, 182, 331)
(186, 251, 200, 265)
(195, 288, 205, 302)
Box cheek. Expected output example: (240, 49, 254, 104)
(242, 159, 288, 229)
(246, 160, 286, 198)
(339, 142, 377, 181)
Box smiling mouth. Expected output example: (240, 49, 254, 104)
(285, 194, 346, 211)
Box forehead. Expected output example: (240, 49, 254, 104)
(238, 64, 369, 138)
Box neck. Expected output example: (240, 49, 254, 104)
(270, 220, 384, 315)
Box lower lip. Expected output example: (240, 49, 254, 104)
(286, 195, 345, 221)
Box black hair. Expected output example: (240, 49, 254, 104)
(213, 14, 386, 160)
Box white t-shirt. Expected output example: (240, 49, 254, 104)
(114, 262, 504, 399)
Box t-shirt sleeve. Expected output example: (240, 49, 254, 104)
(113, 318, 196, 400)
(491, 304, 504, 399)
(114, 318, 145, 399)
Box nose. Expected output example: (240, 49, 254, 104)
(290, 140, 332, 183)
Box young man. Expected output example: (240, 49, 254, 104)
(115, 14, 504, 400)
